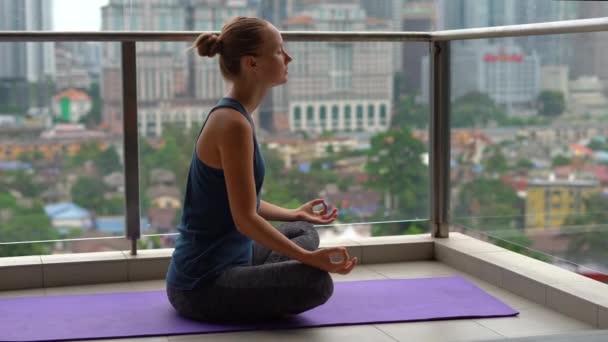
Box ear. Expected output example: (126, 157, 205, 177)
(243, 55, 257, 69)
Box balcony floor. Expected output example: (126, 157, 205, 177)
(0, 261, 598, 342)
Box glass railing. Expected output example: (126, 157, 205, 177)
(0, 33, 433, 257)
(447, 32, 608, 283)
(1, 11, 608, 285)
(135, 39, 431, 250)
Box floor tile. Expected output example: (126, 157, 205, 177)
(330, 265, 387, 282)
(366, 261, 464, 279)
(375, 320, 504, 342)
(474, 306, 592, 338)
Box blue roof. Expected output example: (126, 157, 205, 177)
(95, 217, 151, 234)
(298, 162, 311, 173)
(0, 161, 32, 171)
(594, 151, 608, 161)
(44, 202, 90, 220)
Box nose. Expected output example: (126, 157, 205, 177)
(284, 51, 293, 64)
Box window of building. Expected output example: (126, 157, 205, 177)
(307, 106, 315, 128)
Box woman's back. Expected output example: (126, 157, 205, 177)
(166, 97, 265, 290)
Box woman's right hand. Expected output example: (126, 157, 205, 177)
(302, 247, 358, 275)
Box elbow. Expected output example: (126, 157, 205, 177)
(233, 213, 257, 234)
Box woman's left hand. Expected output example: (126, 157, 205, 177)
(295, 198, 338, 224)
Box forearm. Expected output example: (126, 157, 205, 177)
(237, 214, 310, 263)
(258, 200, 299, 222)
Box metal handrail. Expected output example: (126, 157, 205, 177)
(0, 17, 607, 42)
(432, 17, 608, 41)
(0, 31, 431, 42)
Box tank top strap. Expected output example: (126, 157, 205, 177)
(195, 97, 254, 144)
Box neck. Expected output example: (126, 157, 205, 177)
(226, 79, 268, 115)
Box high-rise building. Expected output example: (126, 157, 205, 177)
(360, 0, 404, 72)
(570, 1, 608, 92)
(400, 1, 435, 95)
(101, 0, 189, 133)
(100, 0, 260, 135)
(0, 0, 55, 111)
(258, 0, 299, 28)
(421, 43, 540, 109)
(278, 2, 394, 134)
(514, 1, 577, 66)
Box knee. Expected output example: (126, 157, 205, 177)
(310, 269, 334, 304)
(296, 221, 320, 247)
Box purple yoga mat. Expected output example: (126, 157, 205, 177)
(0, 276, 517, 342)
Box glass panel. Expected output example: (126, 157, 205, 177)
(0, 41, 124, 256)
(446, 32, 608, 282)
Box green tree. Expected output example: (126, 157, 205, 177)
(365, 127, 428, 220)
(81, 82, 102, 127)
(537, 90, 565, 117)
(454, 178, 521, 230)
(71, 176, 107, 211)
(95, 146, 121, 175)
(98, 196, 124, 216)
(482, 146, 509, 175)
(141, 124, 199, 187)
(551, 154, 571, 168)
(67, 142, 100, 169)
(0, 195, 58, 257)
(371, 220, 429, 237)
(587, 137, 608, 151)
(515, 158, 534, 169)
(138, 236, 162, 250)
(5, 170, 41, 198)
(452, 178, 550, 260)
(258, 145, 302, 210)
(391, 95, 428, 130)
(17, 150, 44, 164)
(452, 92, 507, 128)
(563, 194, 608, 264)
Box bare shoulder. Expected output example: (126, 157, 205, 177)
(207, 107, 251, 136)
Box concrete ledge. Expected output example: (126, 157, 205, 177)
(0, 236, 434, 290)
(0, 256, 43, 290)
(41, 252, 128, 287)
(123, 248, 172, 281)
(435, 232, 608, 328)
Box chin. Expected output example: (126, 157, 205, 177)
(272, 77, 288, 87)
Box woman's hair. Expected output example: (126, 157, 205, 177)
(191, 17, 269, 80)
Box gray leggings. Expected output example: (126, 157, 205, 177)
(166, 221, 334, 323)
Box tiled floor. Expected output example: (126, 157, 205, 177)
(0, 261, 596, 342)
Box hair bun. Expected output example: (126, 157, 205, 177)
(194, 33, 223, 58)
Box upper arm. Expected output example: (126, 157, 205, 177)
(216, 111, 258, 229)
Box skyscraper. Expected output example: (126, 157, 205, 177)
(0, 0, 55, 111)
(400, 1, 435, 95)
(100, 0, 259, 135)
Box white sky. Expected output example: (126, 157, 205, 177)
(52, 0, 109, 31)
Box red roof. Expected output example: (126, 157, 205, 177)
(570, 143, 593, 156)
(554, 164, 608, 184)
(283, 15, 313, 26)
(53, 88, 91, 101)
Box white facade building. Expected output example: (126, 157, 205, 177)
(421, 43, 540, 108)
(281, 3, 394, 134)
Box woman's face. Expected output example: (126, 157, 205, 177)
(254, 23, 293, 87)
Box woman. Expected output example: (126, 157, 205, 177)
(166, 16, 357, 323)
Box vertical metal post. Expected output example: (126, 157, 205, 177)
(429, 41, 451, 238)
(121, 41, 141, 255)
